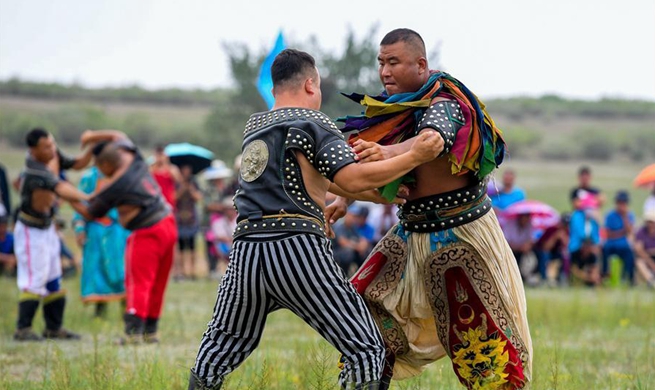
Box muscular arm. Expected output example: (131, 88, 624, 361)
(352, 129, 440, 163)
(54, 181, 90, 203)
(69, 200, 93, 221)
(328, 183, 404, 205)
(80, 129, 128, 147)
(70, 147, 94, 170)
(332, 131, 442, 194)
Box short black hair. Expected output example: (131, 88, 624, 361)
(92, 141, 109, 157)
(94, 142, 123, 168)
(271, 49, 316, 90)
(380, 28, 426, 57)
(579, 166, 591, 175)
(26, 128, 50, 148)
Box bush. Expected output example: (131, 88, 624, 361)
(540, 139, 579, 161)
(501, 127, 543, 158)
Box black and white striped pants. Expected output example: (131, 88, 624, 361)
(191, 233, 385, 389)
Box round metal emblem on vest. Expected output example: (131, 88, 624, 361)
(241, 140, 269, 182)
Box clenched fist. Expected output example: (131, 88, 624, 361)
(409, 131, 444, 164)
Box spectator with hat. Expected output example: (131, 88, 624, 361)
(332, 204, 373, 276)
(602, 190, 636, 285)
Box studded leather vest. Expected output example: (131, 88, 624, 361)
(233, 108, 356, 238)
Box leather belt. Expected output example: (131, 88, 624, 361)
(398, 183, 492, 232)
(18, 211, 51, 229)
(234, 214, 325, 239)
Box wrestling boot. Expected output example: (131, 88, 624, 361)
(14, 294, 43, 341)
(188, 369, 222, 390)
(118, 313, 145, 345)
(143, 317, 160, 344)
(42, 292, 81, 340)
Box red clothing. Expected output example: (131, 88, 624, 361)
(124, 214, 177, 320)
(152, 169, 177, 209)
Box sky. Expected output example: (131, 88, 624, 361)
(1, 0, 654, 101)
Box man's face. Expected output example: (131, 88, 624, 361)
(31, 135, 56, 163)
(518, 214, 531, 228)
(579, 172, 591, 187)
(502, 171, 516, 188)
(181, 165, 193, 179)
(97, 161, 116, 177)
(616, 201, 628, 213)
(646, 220, 655, 234)
(378, 42, 426, 95)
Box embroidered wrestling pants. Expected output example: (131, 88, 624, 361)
(191, 233, 385, 389)
(351, 210, 533, 389)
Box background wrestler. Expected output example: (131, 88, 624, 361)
(14, 128, 96, 341)
(72, 130, 178, 344)
(189, 48, 442, 390)
(327, 29, 533, 389)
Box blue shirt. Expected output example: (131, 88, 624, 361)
(0, 232, 14, 254)
(490, 187, 526, 211)
(569, 210, 600, 253)
(357, 223, 375, 242)
(604, 210, 635, 249)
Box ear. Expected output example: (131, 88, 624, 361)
(417, 57, 428, 75)
(304, 77, 315, 95)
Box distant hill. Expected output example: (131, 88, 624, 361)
(1, 79, 654, 163)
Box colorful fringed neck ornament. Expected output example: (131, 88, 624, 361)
(338, 71, 506, 201)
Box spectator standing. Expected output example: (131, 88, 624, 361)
(570, 166, 604, 212)
(72, 166, 130, 317)
(200, 162, 233, 280)
(634, 211, 655, 288)
(0, 163, 10, 218)
(175, 165, 202, 280)
(602, 191, 636, 285)
(150, 145, 181, 210)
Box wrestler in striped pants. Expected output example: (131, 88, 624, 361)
(190, 233, 385, 389)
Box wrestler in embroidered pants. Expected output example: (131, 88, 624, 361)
(124, 214, 177, 336)
(191, 233, 385, 389)
(14, 220, 67, 332)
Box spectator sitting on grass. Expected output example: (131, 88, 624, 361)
(602, 190, 636, 285)
(489, 168, 526, 211)
(534, 213, 570, 286)
(569, 194, 602, 287)
(332, 204, 373, 276)
(634, 210, 655, 288)
(0, 214, 16, 277)
(504, 212, 535, 282)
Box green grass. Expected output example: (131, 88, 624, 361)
(1, 132, 654, 389)
(0, 277, 653, 390)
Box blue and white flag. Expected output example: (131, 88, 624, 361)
(256, 31, 286, 109)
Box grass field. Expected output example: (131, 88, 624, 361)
(1, 136, 654, 389)
(0, 277, 653, 390)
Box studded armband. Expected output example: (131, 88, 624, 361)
(416, 99, 465, 157)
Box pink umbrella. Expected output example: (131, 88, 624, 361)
(503, 200, 560, 231)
